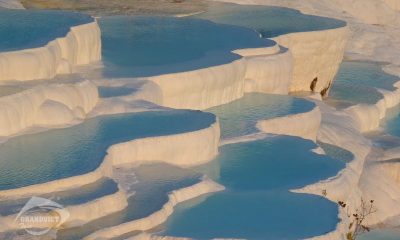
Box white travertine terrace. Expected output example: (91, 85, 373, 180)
(243, 48, 293, 94)
(0, 21, 101, 82)
(0, 118, 220, 199)
(0, 159, 112, 199)
(0, 80, 99, 136)
(293, 69, 400, 240)
(257, 105, 321, 141)
(344, 83, 400, 132)
(2, 2, 384, 239)
(84, 177, 225, 240)
(272, 26, 349, 93)
(145, 45, 293, 110)
(107, 122, 220, 167)
(0, 187, 128, 232)
(142, 24, 348, 110)
(148, 58, 247, 110)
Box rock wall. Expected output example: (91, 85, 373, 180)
(272, 26, 349, 94)
(0, 21, 101, 82)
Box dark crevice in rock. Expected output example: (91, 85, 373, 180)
(310, 77, 318, 91)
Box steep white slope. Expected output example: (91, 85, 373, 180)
(243, 48, 293, 94)
(0, 21, 101, 82)
(148, 58, 246, 110)
(272, 26, 349, 93)
(0, 80, 99, 136)
(107, 122, 220, 167)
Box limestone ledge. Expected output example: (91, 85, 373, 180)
(84, 177, 225, 240)
(0, 120, 220, 200)
(0, 187, 128, 232)
(257, 104, 321, 141)
(0, 80, 99, 137)
(0, 21, 101, 82)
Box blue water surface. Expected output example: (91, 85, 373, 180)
(360, 229, 400, 240)
(164, 136, 345, 239)
(57, 163, 202, 240)
(207, 93, 315, 139)
(0, 110, 215, 190)
(99, 16, 274, 78)
(0, 9, 93, 52)
(194, 2, 346, 38)
(328, 61, 399, 107)
(98, 86, 136, 98)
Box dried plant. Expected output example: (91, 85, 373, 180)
(338, 198, 377, 240)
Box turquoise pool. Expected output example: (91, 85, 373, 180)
(360, 229, 400, 240)
(98, 86, 136, 98)
(328, 61, 399, 107)
(318, 141, 354, 163)
(207, 93, 315, 139)
(0, 110, 215, 190)
(57, 163, 202, 240)
(383, 106, 400, 138)
(164, 136, 344, 239)
(0, 9, 93, 52)
(194, 2, 346, 38)
(99, 16, 274, 78)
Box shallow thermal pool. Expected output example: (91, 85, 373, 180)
(359, 229, 400, 240)
(163, 136, 344, 239)
(0, 9, 93, 52)
(99, 16, 274, 78)
(193, 2, 346, 38)
(207, 93, 315, 139)
(57, 163, 202, 240)
(328, 61, 399, 108)
(160, 93, 343, 239)
(0, 110, 215, 190)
